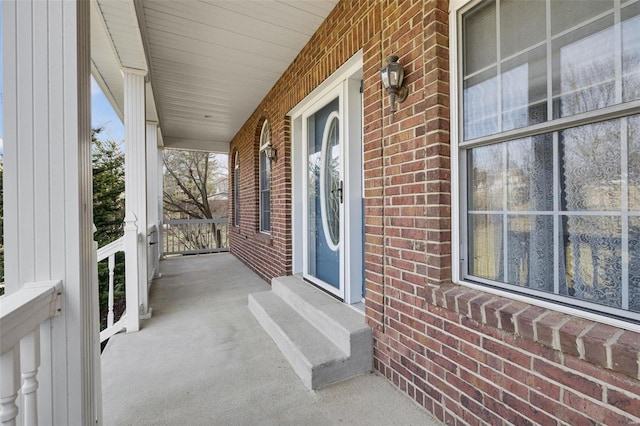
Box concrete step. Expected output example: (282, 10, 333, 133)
(271, 276, 372, 356)
(248, 276, 372, 390)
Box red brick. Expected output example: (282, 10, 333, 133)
(559, 317, 593, 358)
(533, 358, 603, 400)
(498, 301, 529, 334)
(502, 392, 556, 426)
(467, 294, 495, 324)
(569, 389, 635, 425)
(563, 354, 640, 396)
(529, 390, 596, 426)
(483, 339, 531, 369)
(607, 388, 640, 419)
(535, 311, 568, 348)
(583, 323, 618, 368)
(514, 306, 547, 342)
(484, 298, 512, 329)
(610, 331, 640, 379)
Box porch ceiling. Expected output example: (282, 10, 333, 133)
(91, 0, 338, 153)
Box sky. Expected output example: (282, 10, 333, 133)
(91, 78, 125, 143)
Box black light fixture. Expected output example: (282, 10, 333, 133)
(380, 54, 408, 114)
(264, 142, 277, 162)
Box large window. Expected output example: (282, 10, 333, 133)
(455, 0, 640, 320)
(259, 121, 271, 233)
(234, 151, 240, 227)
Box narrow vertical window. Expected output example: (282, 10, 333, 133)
(259, 121, 271, 233)
(234, 151, 240, 227)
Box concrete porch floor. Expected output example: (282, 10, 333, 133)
(101, 253, 442, 426)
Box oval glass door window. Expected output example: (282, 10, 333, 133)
(320, 111, 341, 251)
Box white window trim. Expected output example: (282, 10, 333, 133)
(259, 121, 271, 234)
(449, 0, 640, 333)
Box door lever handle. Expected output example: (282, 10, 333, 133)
(331, 181, 344, 203)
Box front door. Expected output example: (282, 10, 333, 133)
(304, 95, 343, 296)
(293, 58, 363, 304)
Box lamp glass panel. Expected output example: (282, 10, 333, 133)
(381, 69, 390, 89)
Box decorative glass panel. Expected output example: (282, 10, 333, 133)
(560, 119, 621, 211)
(507, 215, 554, 291)
(469, 214, 503, 281)
(322, 116, 340, 247)
(469, 144, 503, 211)
(560, 215, 622, 308)
(623, 3, 640, 103)
(507, 135, 553, 211)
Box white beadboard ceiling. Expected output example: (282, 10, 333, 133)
(91, 0, 338, 152)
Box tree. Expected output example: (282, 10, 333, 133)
(163, 149, 228, 250)
(92, 128, 126, 329)
(93, 131, 125, 246)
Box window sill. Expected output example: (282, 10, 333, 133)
(423, 283, 640, 382)
(254, 232, 272, 245)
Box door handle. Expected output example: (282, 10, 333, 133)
(330, 181, 344, 203)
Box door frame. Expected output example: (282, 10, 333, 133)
(289, 50, 363, 304)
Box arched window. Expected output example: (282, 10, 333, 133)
(259, 121, 271, 233)
(234, 151, 240, 227)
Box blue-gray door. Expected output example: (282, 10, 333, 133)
(306, 98, 341, 291)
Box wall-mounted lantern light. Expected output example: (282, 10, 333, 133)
(264, 142, 277, 162)
(380, 54, 408, 114)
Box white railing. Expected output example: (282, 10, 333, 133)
(97, 237, 126, 343)
(163, 218, 229, 256)
(0, 281, 61, 425)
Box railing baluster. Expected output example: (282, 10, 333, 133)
(0, 347, 20, 426)
(20, 329, 40, 426)
(160, 219, 229, 255)
(107, 254, 115, 328)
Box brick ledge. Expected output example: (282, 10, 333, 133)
(424, 284, 640, 381)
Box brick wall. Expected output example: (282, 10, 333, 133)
(229, 0, 640, 424)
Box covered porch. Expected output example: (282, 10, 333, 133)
(101, 253, 439, 426)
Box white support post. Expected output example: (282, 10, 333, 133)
(2, 0, 97, 424)
(146, 122, 161, 279)
(124, 212, 141, 333)
(158, 147, 165, 259)
(123, 67, 150, 321)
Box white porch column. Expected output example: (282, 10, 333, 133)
(123, 67, 149, 330)
(146, 122, 161, 279)
(157, 130, 165, 258)
(3, 0, 98, 424)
